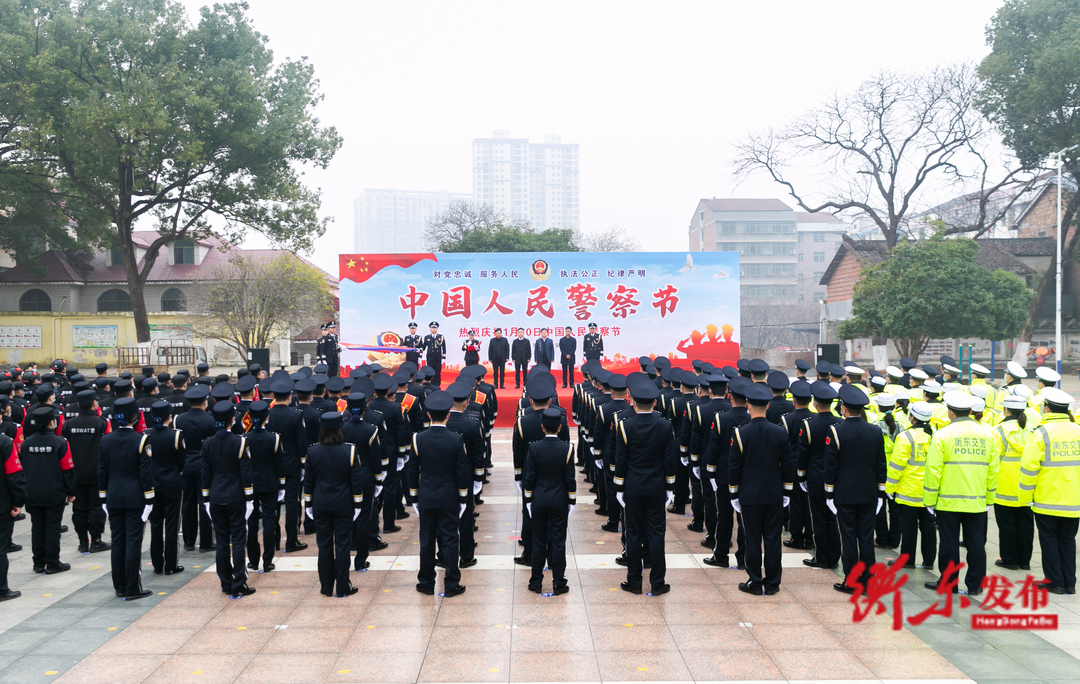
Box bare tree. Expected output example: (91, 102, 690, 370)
(424, 200, 529, 250)
(573, 224, 642, 252)
(740, 299, 821, 350)
(733, 64, 1037, 247)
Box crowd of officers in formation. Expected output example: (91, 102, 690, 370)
(1, 344, 1078, 605)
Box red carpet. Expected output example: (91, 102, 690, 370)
(492, 385, 576, 427)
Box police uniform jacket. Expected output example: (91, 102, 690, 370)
(669, 392, 694, 453)
(488, 336, 510, 364)
(232, 399, 254, 435)
(558, 336, 577, 366)
(824, 417, 888, 505)
(175, 407, 217, 475)
(166, 393, 190, 416)
(728, 417, 794, 505)
(98, 427, 154, 508)
(798, 412, 842, 489)
(408, 425, 470, 509)
(613, 411, 677, 497)
(245, 428, 285, 494)
(266, 403, 308, 475)
(403, 334, 424, 362)
(341, 418, 381, 490)
(446, 411, 486, 484)
(780, 407, 813, 454)
(0, 434, 26, 513)
(304, 443, 364, 512)
(298, 403, 323, 446)
(592, 398, 629, 468)
(310, 395, 335, 414)
(22, 430, 75, 507)
(679, 395, 708, 457)
(462, 338, 481, 364)
(201, 430, 254, 505)
(370, 395, 410, 460)
(423, 333, 445, 359)
(766, 397, 795, 425)
(524, 435, 576, 507)
(511, 338, 531, 364)
(689, 397, 731, 467)
(583, 332, 603, 360)
(62, 408, 110, 486)
(363, 407, 392, 479)
(705, 406, 750, 485)
(519, 404, 570, 439)
(145, 426, 185, 496)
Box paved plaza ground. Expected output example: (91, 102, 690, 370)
(2, 425, 1080, 684)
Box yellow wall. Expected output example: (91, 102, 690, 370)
(0, 311, 203, 368)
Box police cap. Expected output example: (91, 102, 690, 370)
(184, 385, 211, 401)
(541, 407, 562, 429)
(346, 393, 367, 410)
(680, 370, 699, 387)
(909, 401, 935, 421)
(269, 379, 294, 396)
(312, 374, 328, 388)
(409, 322, 418, 329)
(815, 360, 831, 375)
(728, 377, 752, 398)
(422, 366, 436, 379)
(659, 368, 672, 383)
(1042, 387, 1074, 408)
(811, 381, 838, 402)
(319, 411, 345, 430)
(69, 374, 84, 385)
(401, 361, 418, 375)
(326, 377, 346, 393)
(909, 368, 929, 380)
(313, 363, 329, 374)
(944, 390, 975, 411)
(76, 389, 97, 409)
(34, 385, 54, 401)
(425, 390, 453, 412)
(141, 377, 158, 391)
(744, 383, 773, 406)
(922, 380, 943, 395)
(211, 401, 235, 422)
(1036, 366, 1061, 383)
(428, 321, 440, 329)
(236, 375, 258, 393)
(706, 374, 729, 390)
(1003, 395, 1028, 410)
(151, 400, 172, 420)
(608, 374, 627, 391)
(722, 365, 738, 379)
(767, 372, 789, 391)
(790, 380, 812, 400)
(371, 374, 394, 392)
(352, 377, 375, 397)
(870, 375, 887, 388)
(899, 357, 915, 370)
(196, 362, 210, 373)
(447, 383, 473, 402)
(638, 356, 651, 365)
(298, 366, 313, 378)
(794, 359, 810, 372)
(748, 359, 769, 374)
(95, 362, 109, 374)
(112, 397, 137, 415)
(691, 359, 702, 370)
(629, 380, 659, 401)
(838, 384, 869, 407)
(526, 378, 554, 402)
(828, 364, 846, 377)
(626, 372, 647, 386)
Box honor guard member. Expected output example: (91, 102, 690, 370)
(994, 394, 1033, 571)
(594, 374, 630, 533)
(689, 374, 731, 533)
(202, 401, 256, 598)
(22, 406, 75, 574)
(342, 392, 382, 570)
(798, 382, 842, 569)
(175, 385, 216, 551)
(524, 407, 576, 594)
(824, 385, 887, 593)
(403, 322, 423, 365)
(265, 379, 308, 552)
(244, 401, 284, 573)
(62, 390, 111, 554)
(886, 402, 937, 569)
(614, 380, 676, 595)
(728, 383, 795, 595)
(1019, 388, 1080, 594)
(0, 415, 24, 600)
(423, 322, 446, 386)
(446, 383, 485, 568)
(319, 321, 342, 379)
(781, 381, 814, 550)
(146, 401, 184, 576)
(97, 398, 153, 599)
(409, 390, 470, 597)
(487, 328, 509, 389)
(511, 328, 532, 388)
(765, 371, 793, 424)
(704, 377, 752, 567)
(583, 322, 604, 361)
(304, 411, 364, 597)
(462, 331, 481, 366)
(559, 326, 577, 388)
(923, 391, 1000, 595)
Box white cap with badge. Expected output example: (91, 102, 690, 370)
(1006, 361, 1028, 379)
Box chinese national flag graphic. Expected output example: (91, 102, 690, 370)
(339, 254, 438, 284)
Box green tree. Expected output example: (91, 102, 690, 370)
(0, 0, 340, 341)
(978, 0, 1080, 340)
(425, 200, 579, 253)
(838, 235, 1033, 361)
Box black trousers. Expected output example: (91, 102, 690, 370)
(427, 356, 442, 386)
(875, 496, 901, 547)
(418, 507, 460, 591)
(995, 504, 1034, 568)
(459, 487, 476, 562)
(897, 503, 936, 568)
(72, 482, 106, 544)
(316, 508, 353, 596)
(561, 364, 575, 388)
(624, 493, 666, 590)
(246, 491, 279, 569)
(492, 362, 505, 388)
(531, 505, 568, 587)
(520, 491, 534, 558)
(0, 512, 13, 591)
(211, 502, 248, 594)
(26, 503, 64, 570)
(936, 509, 987, 592)
(788, 484, 812, 545)
(327, 360, 339, 379)
(690, 470, 705, 526)
(283, 472, 301, 548)
(808, 490, 841, 567)
(836, 502, 876, 581)
(109, 507, 146, 596)
(742, 503, 783, 589)
(604, 464, 619, 524)
(1035, 512, 1078, 590)
(150, 494, 182, 573)
(353, 485, 375, 569)
(182, 469, 214, 549)
(672, 457, 689, 511)
(383, 467, 402, 531)
(514, 362, 528, 388)
(714, 485, 744, 563)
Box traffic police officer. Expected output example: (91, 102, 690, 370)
(994, 394, 1033, 570)
(403, 322, 423, 365)
(423, 322, 446, 386)
(523, 407, 576, 594)
(886, 402, 937, 569)
(583, 322, 603, 361)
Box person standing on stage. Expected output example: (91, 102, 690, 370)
(559, 327, 577, 389)
(423, 322, 446, 386)
(534, 328, 555, 368)
(462, 331, 481, 367)
(403, 322, 423, 366)
(583, 322, 603, 361)
(487, 328, 509, 390)
(511, 328, 531, 388)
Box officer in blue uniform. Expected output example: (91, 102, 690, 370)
(524, 407, 576, 594)
(422, 322, 446, 386)
(202, 401, 256, 598)
(403, 322, 423, 366)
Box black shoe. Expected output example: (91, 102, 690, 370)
(32, 565, 45, 574)
(702, 556, 727, 567)
(783, 539, 807, 549)
(337, 585, 360, 597)
(518, 539, 525, 547)
(369, 541, 389, 551)
(1067, 587, 1076, 595)
(247, 562, 259, 571)
(887, 559, 916, 569)
(995, 559, 1020, 570)
(764, 586, 780, 596)
(435, 559, 445, 569)
(1020, 564, 1031, 571)
(650, 583, 671, 596)
(153, 567, 163, 575)
(513, 555, 530, 566)
(89, 540, 111, 553)
(588, 487, 597, 493)
(44, 563, 70, 574)
(199, 546, 216, 552)
(601, 522, 619, 533)
(700, 537, 715, 549)
(667, 506, 684, 515)
(924, 581, 958, 594)
(615, 555, 628, 566)
(229, 584, 256, 598)
(473, 525, 479, 532)
(738, 582, 762, 595)
(416, 584, 435, 595)
(78, 543, 89, 554)
(383, 525, 402, 534)
(553, 585, 570, 595)
(162, 565, 184, 576)
(686, 523, 703, 533)
(802, 558, 823, 568)
(354, 560, 370, 571)
(473, 511, 480, 518)
(474, 498, 484, 506)
(966, 587, 984, 597)
(594, 508, 608, 516)
(528, 583, 543, 594)
(0, 589, 21, 601)
(285, 542, 308, 552)
(833, 582, 855, 594)
(184, 545, 196, 551)
(396, 510, 410, 520)
(460, 558, 478, 568)
(6, 543, 22, 553)
(1046, 585, 1067, 595)
(620, 582, 642, 595)
(59, 525, 68, 533)
(444, 584, 467, 597)
(123, 589, 153, 601)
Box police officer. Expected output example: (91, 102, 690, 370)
(798, 382, 842, 569)
(446, 383, 485, 568)
(409, 390, 469, 597)
(62, 389, 111, 554)
(1019, 387, 1080, 594)
(704, 377, 752, 567)
(175, 384, 216, 552)
(370, 373, 409, 534)
(728, 383, 795, 595)
(304, 412, 364, 597)
(244, 400, 284, 573)
(98, 397, 154, 599)
(583, 322, 603, 361)
(780, 381, 814, 550)
(202, 401, 256, 598)
(886, 402, 936, 569)
(614, 380, 676, 595)
(266, 378, 308, 552)
(423, 322, 446, 386)
(995, 394, 1033, 571)
(318, 322, 342, 379)
(689, 374, 730, 534)
(403, 322, 423, 366)
(342, 392, 382, 570)
(524, 407, 576, 594)
(0, 414, 25, 601)
(462, 331, 481, 366)
(512, 378, 563, 565)
(146, 401, 185, 576)
(594, 374, 630, 534)
(825, 385, 887, 593)
(765, 371, 793, 424)
(22, 406, 75, 574)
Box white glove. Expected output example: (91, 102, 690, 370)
(396, 458, 405, 471)
(300, 468, 305, 481)
(731, 498, 741, 514)
(277, 490, 285, 502)
(141, 504, 153, 522)
(459, 503, 466, 519)
(473, 481, 482, 495)
(783, 496, 790, 508)
(101, 503, 108, 516)
(375, 485, 383, 499)
(665, 491, 675, 508)
(245, 501, 254, 520)
(876, 498, 884, 515)
(826, 499, 837, 515)
(516, 481, 523, 494)
(594, 459, 603, 470)
(568, 504, 574, 516)
(305, 507, 314, 520)
(353, 508, 362, 521)
(692, 466, 700, 479)
(203, 502, 212, 520)
(412, 503, 420, 517)
(680, 456, 688, 467)
(927, 505, 935, 516)
(886, 491, 895, 501)
(526, 503, 532, 517)
(616, 492, 625, 508)
(710, 480, 718, 492)
(799, 481, 808, 493)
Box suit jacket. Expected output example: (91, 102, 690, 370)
(524, 435, 576, 507)
(534, 338, 555, 366)
(409, 425, 470, 510)
(488, 336, 510, 363)
(558, 336, 577, 366)
(511, 338, 532, 364)
(304, 443, 364, 511)
(728, 417, 795, 505)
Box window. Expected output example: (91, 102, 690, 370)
(161, 288, 186, 311)
(110, 249, 123, 266)
(813, 271, 825, 282)
(813, 252, 825, 263)
(720, 222, 736, 234)
(700, 211, 704, 221)
(798, 253, 804, 263)
(98, 289, 132, 312)
(173, 239, 195, 265)
(814, 232, 825, 243)
(19, 289, 51, 312)
(798, 233, 804, 243)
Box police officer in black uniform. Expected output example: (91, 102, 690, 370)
(318, 321, 342, 379)
(614, 380, 676, 595)
(202, 401, 256, 598)
(825, 384, 887, 593)
(512, 378, 567, 565)
(403, 322, 423, 366)
(244, 400, 284, 572)
(23, 406, 75, 574)
(342, 392, 382, 570)
(594, 373, 629, 533)
(704, 377, 752, 568)
(728, 384, 795, 595)
(688, 374, 730, 532)
(98, 397, 154, 599)
(265, 378, 308, 552)
(146, 401, 185, 576)
(781, 381, 814, 550)
(175, 384, 216, 552)
(423, 322, 446, 386)
(583, 322, 603, 361)
(62, 389, 111, 554)
(409, 390, 469, 597)
(462, 331, 481, 367)
(446, 383, 485, 568)
(371, 373, 409, 534)
(524, 407, 576, 594)
(798, 382, 842, 569)
(0, 415, 26, 600)
(765, 372, 794, 424)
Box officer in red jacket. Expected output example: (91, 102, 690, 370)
(0, 424, 26, 600)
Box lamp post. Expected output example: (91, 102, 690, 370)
(1054, 144, 1079, 387)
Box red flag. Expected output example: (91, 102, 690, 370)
(340, 254, 438, 284)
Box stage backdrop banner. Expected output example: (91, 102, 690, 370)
(337, 252, 740, 377)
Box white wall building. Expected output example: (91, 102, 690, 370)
(472, 130, 579, 230)
(353, 188, 470, 253)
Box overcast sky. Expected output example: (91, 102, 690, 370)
(177, 0, 1005, 273)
